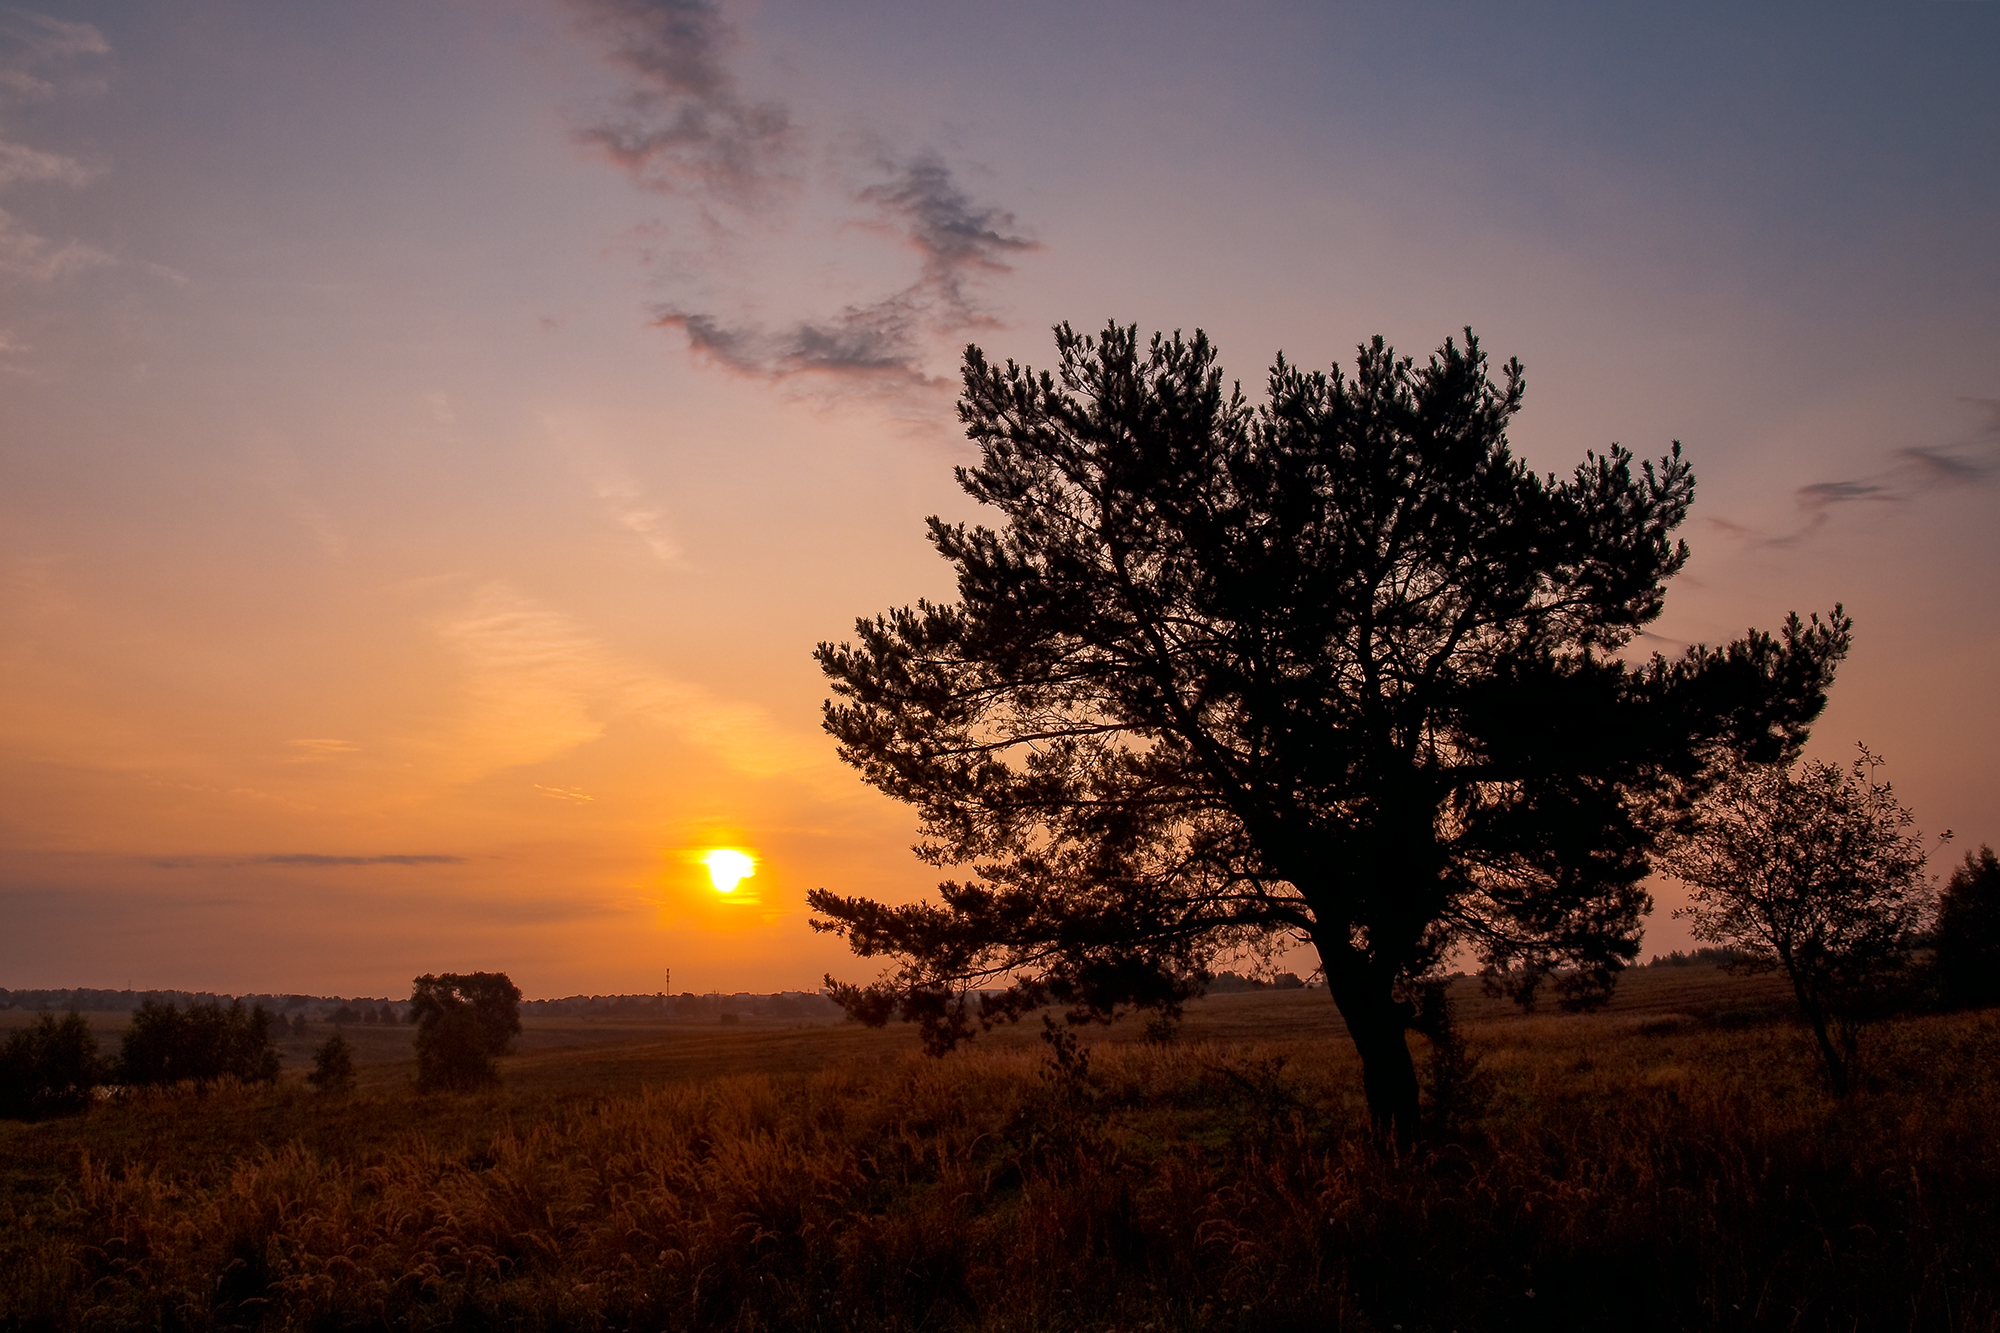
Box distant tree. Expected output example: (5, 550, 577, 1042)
(409, 972, 520, 1092)
(118, 999, 281, 1089)
(0, 1013, 103, 1119)
(810, 322, 1849, 1141)
(306, 1033, 357, 1094)
(1934, 845, 2000, 1010)
(290, 1013, 308, 1037)
(330, 1004, 362, 1026)
(1664, 747, 1939, 1094)
(410, 973, 521, 1053)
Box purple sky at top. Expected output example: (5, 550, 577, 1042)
(0, 0, 1994, 996)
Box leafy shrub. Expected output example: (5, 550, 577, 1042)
(1935, 844, 2000, 1010)
(305, 1033, 355, 1094)
(117, 1000, 281, 1089)
(0, 1012, 103, 1119)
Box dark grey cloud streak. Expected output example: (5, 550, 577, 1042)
(149, 854, 466, 869)
(567, 0, 1036, 384)
(258, 854, 466, 867)
(569, 0, 790, 200)
(1716, 398, 2000, 547)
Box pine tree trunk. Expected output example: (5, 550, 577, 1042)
(1323, 961, 1422, 1146)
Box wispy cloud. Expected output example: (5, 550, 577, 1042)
(653, 153, 1035, 382)
(570, 0, 792, 201)
(567, 0, 1036, 386)
(286, 738, 359, 762)
(256, 854, 466, 867)
(1712, 397, 2000, 547)
(431, 581, 842, 787)
(594, 475, 685, 563)
(0, 139, 93, 188)
(0, 208, 112, 281)
(862, 153, 1038, 317)
(0, 10, 111, 285)
(541, 414, 690, 565)
(0, 11, 108, 102)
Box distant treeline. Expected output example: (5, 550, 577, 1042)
(2, 999, 286, 1119)
(1642, 946, 1756, 969)
(0, 965, 1744, 1016)
(0, 988, 843, 1020)
(1204, 970, 1309, 993)
(0, 989, 407, 1018)
(524, 992, 843, 1020)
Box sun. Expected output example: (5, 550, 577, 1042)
(702, 848, 756, 893)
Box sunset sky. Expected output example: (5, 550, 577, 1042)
(2, 1, 1995, 998)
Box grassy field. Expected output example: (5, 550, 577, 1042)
(2, 970, 1995, 1332)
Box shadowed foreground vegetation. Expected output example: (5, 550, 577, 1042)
(1, 974, 1996, 1332)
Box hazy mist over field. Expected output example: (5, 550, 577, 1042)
(1, 0, 1995, 996)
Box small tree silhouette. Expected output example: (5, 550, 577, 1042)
(0, 1012, 103, 1119)
(1664, 746, 1940, 1094)
(306, 1032, 356, 1094)
(1935, 845, 2000, 1010)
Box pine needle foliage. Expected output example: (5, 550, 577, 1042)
(812, 321, 1850, 1140)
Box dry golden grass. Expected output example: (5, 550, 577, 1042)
(2, 973, 1995, 1332)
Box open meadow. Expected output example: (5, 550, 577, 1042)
(2, 969, 1996, 1332)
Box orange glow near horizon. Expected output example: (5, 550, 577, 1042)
(703, 849, 757, 893)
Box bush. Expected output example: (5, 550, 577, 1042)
(306, 1033, 356, 1094)
(118, 1000, 281, 1089)
(1935, 844, 2000, 1010)
(0, 1012, 103, 1119)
